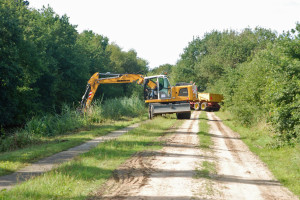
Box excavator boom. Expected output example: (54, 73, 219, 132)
(81, 73, 146, 110)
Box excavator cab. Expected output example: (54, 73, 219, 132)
(144, 75, 171, 100)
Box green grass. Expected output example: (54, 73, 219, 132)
(195, 111, 217, 196)
(198, 111, 213, 149)
(216, 110, 300, 198)
(0, 117, 144, 176)
(100, 96, 146, 120)
(0, 116, 179, 199)
(195, 161, 216, 179)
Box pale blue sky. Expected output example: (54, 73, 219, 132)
(29, 0, 300, 69)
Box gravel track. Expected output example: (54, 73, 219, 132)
(207, 112, 298, 200)
(91, 111, 203, 199)
(90, 111, 298, 200)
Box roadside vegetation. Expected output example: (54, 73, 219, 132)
(0, 97, 147, 176)
(161, 23, 300, 146)
(216, 111, 300, 197)
(0, 116, 178, 199)
(198, 111, 213, 149)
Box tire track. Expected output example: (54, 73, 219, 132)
(91, 111, 204, 200)
(207, 112, 298, 200)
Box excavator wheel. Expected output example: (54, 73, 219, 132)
(176, 112, 191, 120)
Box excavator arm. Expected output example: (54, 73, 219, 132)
(81, 72, 155, 110)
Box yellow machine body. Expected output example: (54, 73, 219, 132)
(198, 93, 223, 103)
(81, 73, 196, 119)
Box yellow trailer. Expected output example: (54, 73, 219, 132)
(191, 93, 223, 111)
(198, 93, 223, 103)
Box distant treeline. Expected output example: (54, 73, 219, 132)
(153, 24, 299, 144)
(0, 0, 148, 127)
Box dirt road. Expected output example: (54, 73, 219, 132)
(90, 111, 298, 200)
(207, 112, 298, 200)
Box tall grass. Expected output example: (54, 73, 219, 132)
(0, 96, 146, 152)
(101, 96, 146, 119)
(0, 116, 177, 200)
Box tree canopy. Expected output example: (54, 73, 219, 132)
(172, 25, 300, 144)
(0, 0, 148, 127)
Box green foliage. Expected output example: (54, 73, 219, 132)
(175, 25, 299, 144)
(0, 0, 28, 126)
(224, 27, 300, 144)
(149, 64, 173, 75)
(0, 1, 148, 129)
(173, 28, 276, 91)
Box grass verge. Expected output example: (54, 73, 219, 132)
(195, 111, 217, 196)
(0, 116, 179, 199)
(198, 111, 213, 149)
(0, 117, 145, 176)
(215, 110, 300, 198)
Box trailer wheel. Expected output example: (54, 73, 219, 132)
(176, 112, 191, 120)
(201, 102, 208, 111)
(194, 102, 200, 111)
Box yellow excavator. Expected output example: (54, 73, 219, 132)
(81, 72, 197, 119)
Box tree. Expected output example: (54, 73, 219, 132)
(0, 0, 31, 126)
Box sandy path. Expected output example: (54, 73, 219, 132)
(207, 112, 298, 200)
(91, 111, 203, 199)
(0, 122, 141, 191)
(91, 111, 298, 200)
(134, 111, 202, 199)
